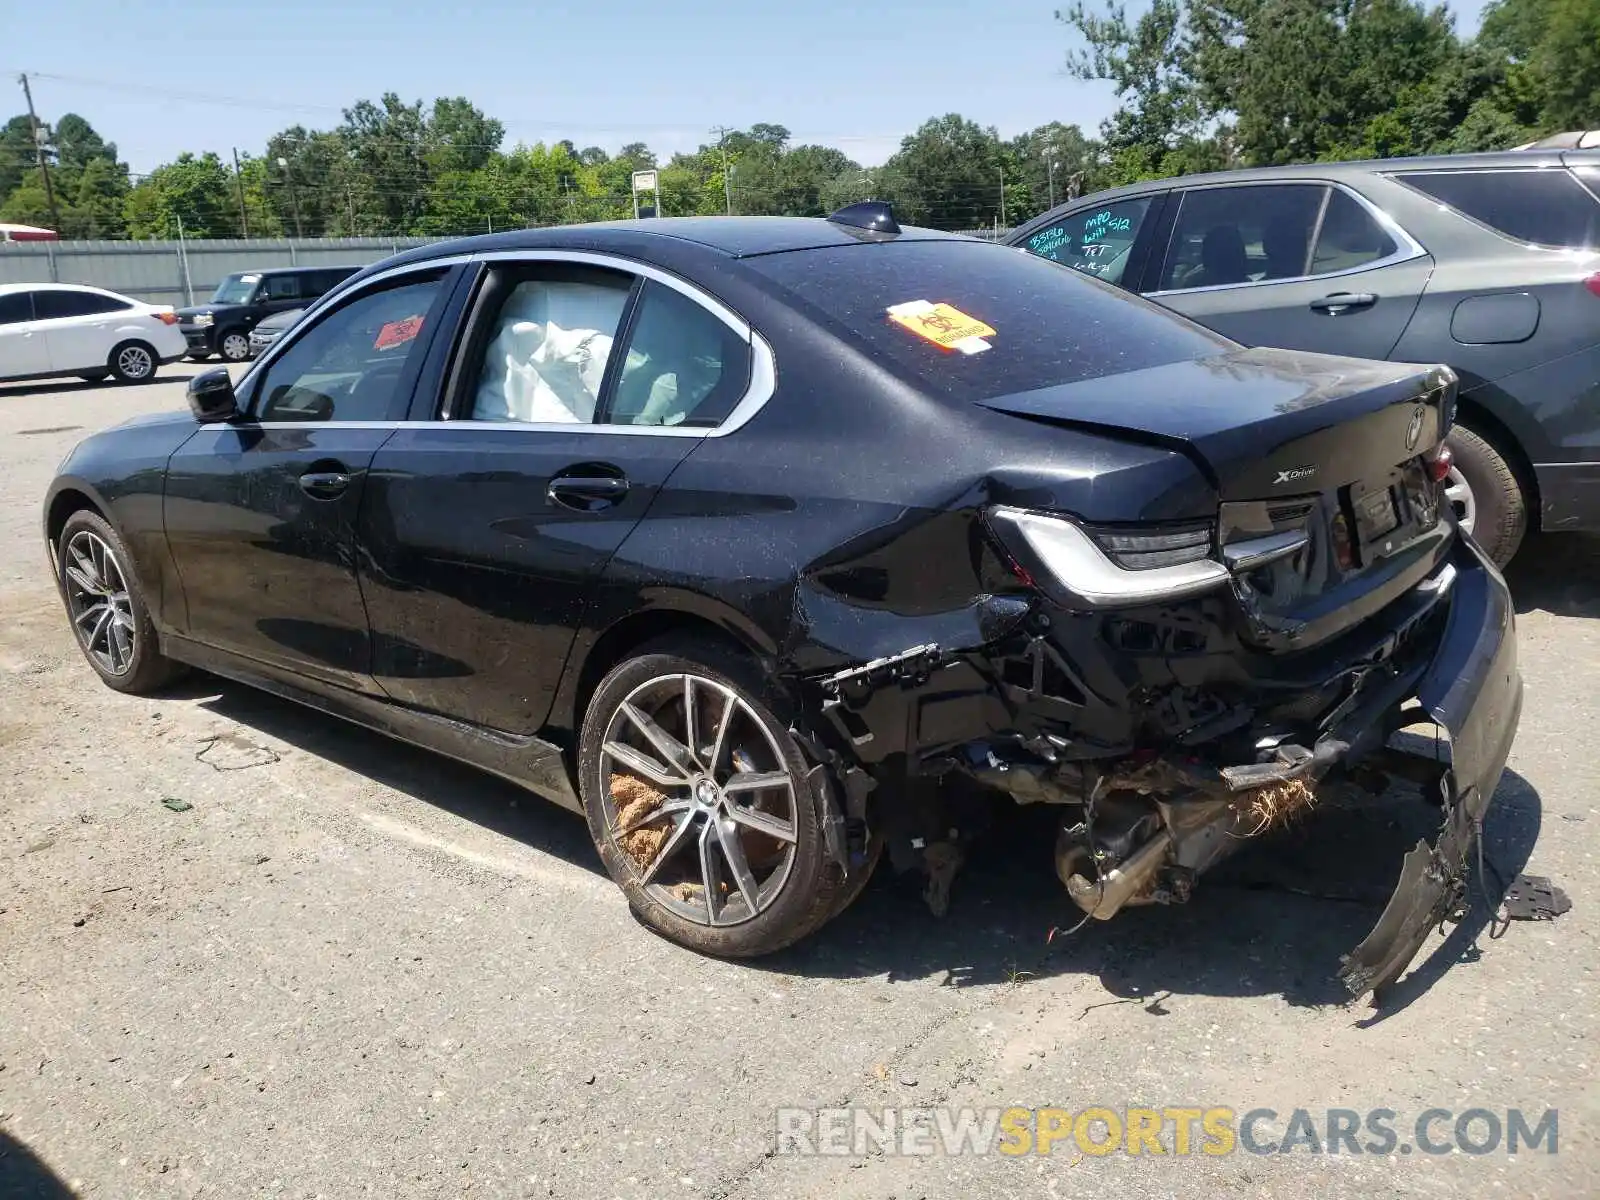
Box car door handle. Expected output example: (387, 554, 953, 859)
(548, 472, 629, 511)
(1309, 292, 1378, 314)
(299, 470, 351, 499)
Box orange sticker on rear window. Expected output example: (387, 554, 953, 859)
(374, 314, 424, 351)
(886, 300, 995, 354)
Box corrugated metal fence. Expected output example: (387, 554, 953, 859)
(0, 237, 442, 307)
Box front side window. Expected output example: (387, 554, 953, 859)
(1021, 197, 1152, 287)
(211, 274, 259, 305)
(0, 292, 36, 324)
(1158, 184, 1327, 291)
(254, 274, 444, 422)
(468, 271, 632, 423)
(1393, 169, 1600, 249)
(34, 290, 131, 319)
(605, 281, 750, 428)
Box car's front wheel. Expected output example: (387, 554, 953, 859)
(108, 341, 157, 384)
(218, 331, 251, 362)
(1445, 425, 1526, 568)
(578, 639, 845, 957)
(56, 510, 184, 693)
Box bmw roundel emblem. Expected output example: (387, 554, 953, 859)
(1405, 405, 1426, 451)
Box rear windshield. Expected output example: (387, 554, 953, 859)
(1393, 169, 1600, 249)
(742, 239, 1230, 402)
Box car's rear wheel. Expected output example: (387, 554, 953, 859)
(56, 510, 184, 693)
(577, 639, 845, 957)
(108, 341, 157, 384)
(218, 331, 251, 362)
(1445, 424, 1526, 567)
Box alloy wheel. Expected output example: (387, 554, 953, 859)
(221, 333, 250, 361)
(1444, 464, 1477, 537)
(117, 345, 153, 379)
(62, 530, 136, 676)
(599, 672, 799, 927)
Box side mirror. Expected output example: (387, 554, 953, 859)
(187, 368, 239, 423)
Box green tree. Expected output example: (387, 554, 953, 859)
(0, 114, 38, 205)
(878, 114, 1009, 229)
(123, 152, 239, 238)
(425, 96, 504, 174)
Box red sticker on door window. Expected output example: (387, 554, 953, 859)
(374, 315, 424, 351)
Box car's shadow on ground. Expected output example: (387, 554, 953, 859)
(764, 767, 1542, 1015)
(0, 1129, 74, 1198)
(1507, 531, 1600, 618)
(186, 681, 602, 878)
(182, 676, 1541, 1015)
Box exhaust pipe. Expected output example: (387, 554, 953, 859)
(1059, 829, 1173, 920)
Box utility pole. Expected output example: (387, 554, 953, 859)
(712, 126, 733, 215)
(231, 148, 250, 238)
(1047, 158, 1058, 210)
(275, 157, 304, 238)
(998, 168, 1006, 229)
(17, 73, 62, 232)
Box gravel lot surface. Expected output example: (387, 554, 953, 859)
(2, 371, 1595, 1198)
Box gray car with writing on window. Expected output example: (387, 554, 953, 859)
(1008, 146, 1600, 566)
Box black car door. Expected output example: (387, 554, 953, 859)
(357, 253, 759, 735)
(162, 264, 460, 692)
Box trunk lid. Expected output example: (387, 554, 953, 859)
(980, 347, 1458, 650)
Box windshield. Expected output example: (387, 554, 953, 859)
(743, 239, 1231, 403)
(209, 273, 260, 306)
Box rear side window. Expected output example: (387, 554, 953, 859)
(1394, 169, 1600, 249)
(468, 270, 633, 423)
(1159, 184, 1326, 290)
(744, 239, 1229, 403)
(258, 275, 303, 302)
(1020, 197, 1153, 287)
(0, 292, 34, 324)
(35, 290, 131, 318)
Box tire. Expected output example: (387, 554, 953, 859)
(218, 330, 251, 363)
(1445, 424, 1526, 568)
(108, 341, 158, 384)
(56, 510, 185, 694)
(577, 637, 846, 957)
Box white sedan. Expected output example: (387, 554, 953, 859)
(0, 283, 189, 386)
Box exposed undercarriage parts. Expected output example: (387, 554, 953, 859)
(801, 534, 1521, 1003)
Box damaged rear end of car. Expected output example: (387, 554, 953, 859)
(735, 240, 1522, 1001)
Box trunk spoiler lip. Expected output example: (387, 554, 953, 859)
(975, 348, 1450, 444)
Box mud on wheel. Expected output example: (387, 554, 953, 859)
(577, 640, 848, 957)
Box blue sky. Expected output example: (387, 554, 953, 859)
(5, 0, 1489, 178)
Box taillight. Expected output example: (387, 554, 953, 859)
(1428, 443, 1454, 483)
(1087, 524, 1215, 570)
(152, 311, 179, 325)
(986, 506, 1228, 608)
(1585, 272, 1600, 298)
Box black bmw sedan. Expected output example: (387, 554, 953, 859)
(43, 206, 1521, 997)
